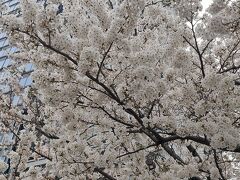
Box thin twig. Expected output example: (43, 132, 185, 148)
(213, 150, 226, 180)
(96, 42, 113, 80)
(117, 144, 156, 158)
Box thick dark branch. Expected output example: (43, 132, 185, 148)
(127, 127, 166, 146)
(110, 84, 121, 101)
(162, 135, 240, 153)
(235, 80, 240, 85)
(86, 71, 172, 153)
(161, 143, 185, 165)
(35, 127, 59, 139)
(86, 71, 123, 105)
(13, 28, 78, 66)
(124, 107, 144, 126)
(187, 144, 202, 162)
(94, 167, 116, 180)
(35, 34, 78, 66)
(141, 128, 160, 143)
(108, 0, 114, 9)
(163, 135, 210, 146)
(86, 71, 145, 126)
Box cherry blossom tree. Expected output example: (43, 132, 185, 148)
(0, 0, 240, 179)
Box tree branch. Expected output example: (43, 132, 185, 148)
(117, 144, 156, 158)
(201, 39, 214, 56)
(13, 28, 78, 66)
(162, 134, 240, 153)
(213, 150, 226, 180)
(94, 167, 117, 180)
(219, 64, 240, 73)
(161, 143, 185, 165)
(30, 147, 52, 161)
(86, 71, 123, 105)
(96, 42, 113, 80)
(91, 105, 135, 128)
(35, 127, 59, 139)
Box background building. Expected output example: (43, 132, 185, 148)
(0, 0, 47, 176)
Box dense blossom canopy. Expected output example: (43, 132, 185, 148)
(0, 0, 240, 179)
